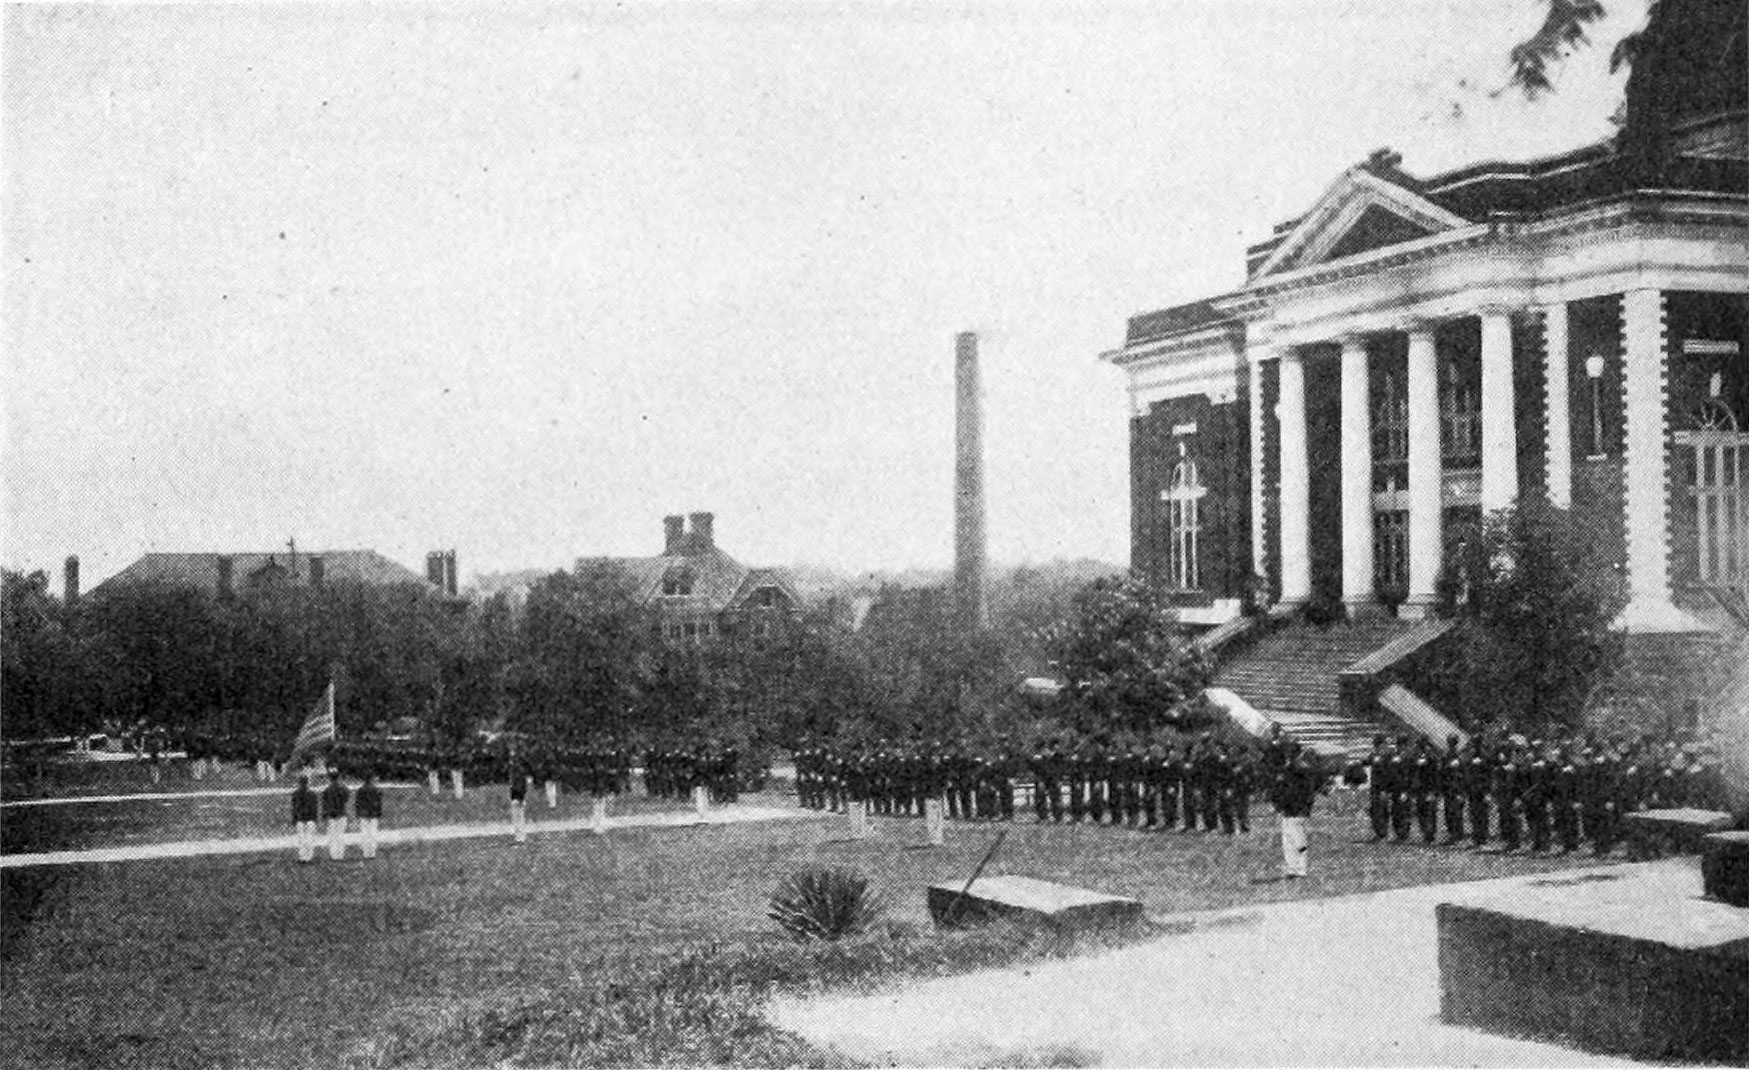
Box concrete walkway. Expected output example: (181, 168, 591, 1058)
(0, 804, 816, 868)
(767, 863, 1689, 1067)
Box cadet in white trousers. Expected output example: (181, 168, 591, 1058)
(1273, 747, 1322, 880)
(322, 770, 349, 861)
(509, 764, 530, 844)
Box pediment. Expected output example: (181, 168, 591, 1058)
(1252, 168, 1471, 280)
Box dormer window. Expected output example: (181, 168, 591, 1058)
(661, 567, 694, 597)
(749, 585, 785, 609)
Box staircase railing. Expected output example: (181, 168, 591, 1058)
(1377, 684, 1468, 746)
(1191, 614, 1259, 660)
(1337, 619, 1459, 735)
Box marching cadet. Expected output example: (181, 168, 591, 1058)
(1441, 735, 1467, 846)
(1156, 744, 1182, 831)
(508, 756, 530, 844)
(1029, 748, 1054, 822)
(1365, 736, 1391, 842)
(1497, 743, 1526, 852)
(1176, 743, 1199, 831)
(997, 749, 1018, 822)
(1410, 738, 1440, 846)
(1524, 743, 1553, 853)
(353, 771, 383, 860)
(1387, 737, 1414, 842)
(1200, 741, 1229, 833)
(1464, 738, 1493, 849)
(1066, 745, 1087, 823)
(1551, 746, 1582, 853)
(1579, 745, 1614, 855)
(1230, 746, 1254, 835)
(292, 772, 320, 863)
(1119, 745, 1143, 827)
(321, 767, 349, 861)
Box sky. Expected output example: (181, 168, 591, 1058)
(2, 0, 1646, 590)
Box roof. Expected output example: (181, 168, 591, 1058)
(576, 547, 800, 615)
(94, 550, 433, 597)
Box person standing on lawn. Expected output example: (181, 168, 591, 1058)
(292, 773, 319, 863)
(508, 756, 530, 844)
(353, 771, 383, 859)
(321, 767, 349, 860)
(1272, 742, 1323, 879)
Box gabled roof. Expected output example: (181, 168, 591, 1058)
(94, 550, 433, 597)
(577, 546, 801, 616)
(1248, 166, 1471, 280)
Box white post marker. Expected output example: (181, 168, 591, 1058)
(296, 820, 316, 863)
(591, 795, 608, 835)
(853, 799, 871, 839)
(360, 817, 379, 859)
(427, 769, 441, 796)
(327, 817, 346, 861)
(926, 796, 946, 846)
(451, 769, 464, 799)
(545, 780, 559, 809)
(692, 785, 710, 819)
(511, 800, 527, 844)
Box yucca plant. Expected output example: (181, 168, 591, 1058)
(767, 867, 880, 942)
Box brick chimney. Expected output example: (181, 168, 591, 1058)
(63, 555, 79, 604)
(427, 551, 445, 589)
(689, 511, 715, 551)
(954, 331, 989, 631)
(663, 515, 685, 554)
(443, 550, 458, 596)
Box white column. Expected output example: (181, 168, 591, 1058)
(1543, 302, 1573, 510)
(1339, 335, 1378, 615)
(1248, 342, 1269, 592)
(1479, 307, 1520, 512)
(1278, 348, 1312, 605)
(1617, 288, 1699, 632)
(1404, 323, 1443, 617)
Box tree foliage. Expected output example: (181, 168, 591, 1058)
(1045, 575, 1210, 739)
(1439, 502, 1625, 735)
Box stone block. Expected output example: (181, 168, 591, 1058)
(1437, 866, 1749, 1064)
(927, 875, 1143, 931)
(1621, 807, 1734, 855)
(1703, 831, 1749, 908)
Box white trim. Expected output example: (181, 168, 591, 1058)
(1254, 168, 1470, 279)
(1175, 599, 1241, 626)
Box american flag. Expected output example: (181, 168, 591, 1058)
(286, 680, 336, 770)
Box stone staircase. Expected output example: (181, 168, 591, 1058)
(1212, 620, 1411, 757)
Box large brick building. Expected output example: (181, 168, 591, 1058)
(577, 513, 801, 643)
(94, 547, 450, 599)
(1102, 3, 1746, 747)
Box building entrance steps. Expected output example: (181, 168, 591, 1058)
(1211, 620, 1417, 757)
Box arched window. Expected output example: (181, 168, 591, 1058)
(1161, 449, 1205, 590)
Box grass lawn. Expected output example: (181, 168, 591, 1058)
(0, 764, 697, 855)
(2, 768, 1620, 1069)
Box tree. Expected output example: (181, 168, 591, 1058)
(1046, 575, 1210, 739)
(1441, 502, 1625, 735)
(1, 570, 83, 739)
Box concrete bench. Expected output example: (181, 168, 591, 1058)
(927, 874, 1144, 931)
(1620, 808, 1735, 858)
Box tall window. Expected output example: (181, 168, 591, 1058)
(1440, 359, 1481, 467)
(1373, 510, 1409, 599)
(1373, 371, 1409, 488)
(1162, 451, 1205, 589)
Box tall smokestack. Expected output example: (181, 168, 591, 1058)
(954, 331, 989, 631)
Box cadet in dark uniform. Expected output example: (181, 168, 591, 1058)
(1464, 739, 1492, 849)
(1441, 735, 1467, 845)
(509, 758, 530, 844)
(1230, 747, 1254, 835)
(1365, 736, 1391, 842)
(1524, 744, 1552, 853)
(1551, 747, 1581, 853)
(1410, 738, 1440, 845)
(1387, 737, 1413, 842)
(1497, 744, 1526, 852)
(292, 773, 320, 863)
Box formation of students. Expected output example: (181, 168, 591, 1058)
(1352, 729, 1734, 855)
(794, 735, 1280, 835)
(643, 746, 743, 804)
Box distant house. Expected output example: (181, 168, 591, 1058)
(93, 548, 451, 600)
(576, 513, 801, 643)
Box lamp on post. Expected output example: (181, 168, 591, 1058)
(1585, 354, 1607, 456)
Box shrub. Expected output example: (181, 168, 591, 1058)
(767, 867, 880, 942)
